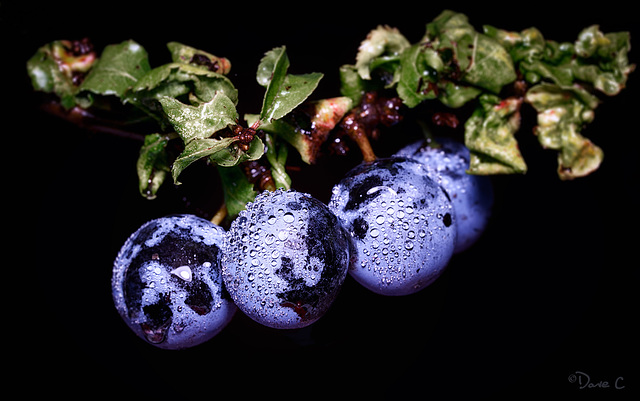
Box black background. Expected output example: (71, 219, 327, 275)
(5, 1, 638, 399)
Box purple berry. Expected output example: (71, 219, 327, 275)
(112, 214, 236, 349)
(329, 157, 456, 295)
(221, 189, 350, 329)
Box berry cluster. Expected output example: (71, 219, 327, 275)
(112, 136, 493, 349)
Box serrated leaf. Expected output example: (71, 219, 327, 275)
(257, 46, 323, 123)
(525, 83, 603, 179)
(79, 40, 150, 98)
(464, 94, 527, 175)
(159, 94, 238, 143)
(425, 10, 517, 93)
(573, 26, 635, 95)
(171, 137, 237, 184)
(137, 133, 171, 199)
(260, 72, 324, 122)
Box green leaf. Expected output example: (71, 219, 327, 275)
(79, 40, 151, 98)
(464, 94, 527, 175)
(437, 81, 482, 108)
(396, 43, 441, 108)
(339, 64, 366, 106)
(217, 165, 257, 219)
(483, 25, 573, 85)
(425, 10, 517, 93)
(137, 133, 172, 199)
(159, 93, 238, 143)
(396, 42, 480, 108)
(525, 83, 603, 179)
(573, 26, 635, 95)
(257, 46, 323, 122)
(166, 42, 231, 74)
(355, 25, 410, 80)
(257, 46, 290, 88)
(126, 63, 238, 124)
(261, 72, 324, 122)
(171, 136, 237, 184)
(485, 24, 635, 96)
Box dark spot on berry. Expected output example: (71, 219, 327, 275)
(351, 216, 368, 240)
(443, 213, 452, 227)
(185, 281, 213, 315)
(141, 295, 172, 343)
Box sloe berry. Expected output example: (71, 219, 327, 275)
(221, 189, 350, 329)
(329, 157, 456, 295)
(112, 214, 236, 349)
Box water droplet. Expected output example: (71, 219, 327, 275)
(405, 241, 414, 250)
(154, 267, 162, 275)
(278, 230, 288, 241)
(248, 272, 255, 281)
(283, 212, 294, 223)
(370, 228, 380, 238)
(376, 215, 385, 225)
(268, 215, 277, 224)
(387, 207, 395, 215)
(265, 233, 275, 245)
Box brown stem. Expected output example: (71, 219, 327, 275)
(349, 129, 377, 162)
(210, 203, 228, 226)
(40, 101, 147, 141)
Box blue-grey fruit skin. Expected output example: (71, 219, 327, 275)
(329, 157, 456, 296)
(112, 214, 236, 349)
(395, 137, 494, 253)
(221, 189, 350, 329)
